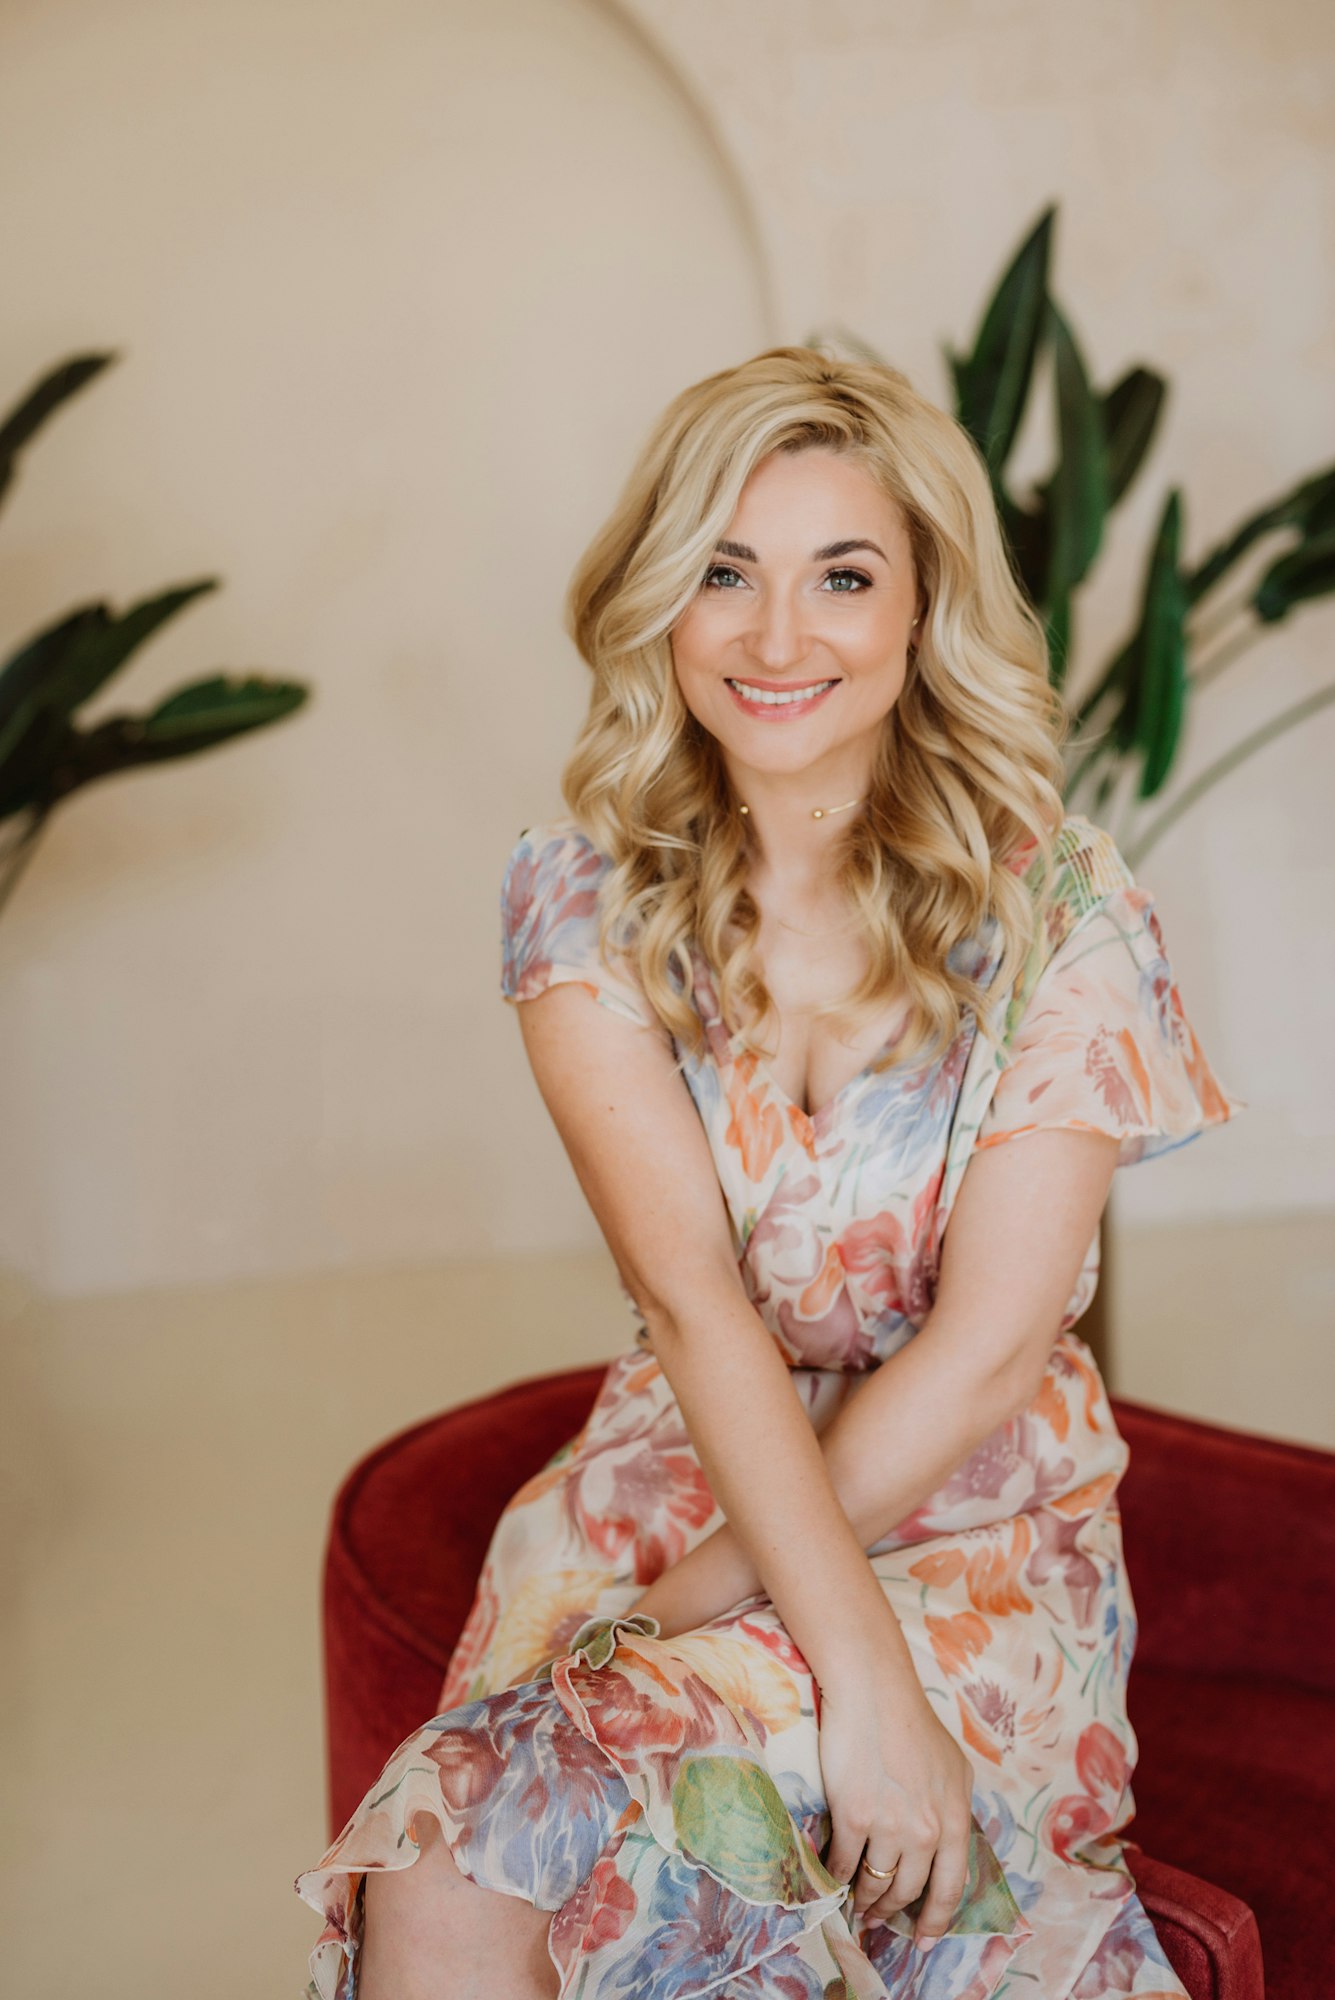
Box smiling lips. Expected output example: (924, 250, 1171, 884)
(724, 676, 839, 718)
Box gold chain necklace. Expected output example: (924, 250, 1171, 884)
(738, 796, 864, 821)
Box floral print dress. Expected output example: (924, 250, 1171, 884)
(295, 811, 1244, 2000)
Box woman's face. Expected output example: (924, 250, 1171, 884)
(669, 446, 923, 796)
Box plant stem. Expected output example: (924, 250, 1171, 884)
(1123, 682, 1335, 869)
(1063, 735, 1116, 808)
(1186, 584, 1256, 652)
(0, 809, 48, 920)
(1190, 622, 1264, 691)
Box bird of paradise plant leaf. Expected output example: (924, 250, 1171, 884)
(0, 351, 310, 919)
(811, 202, 1335, 868)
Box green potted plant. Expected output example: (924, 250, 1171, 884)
(810, 202, 1334, 1372)
(0, 351, 310, 919)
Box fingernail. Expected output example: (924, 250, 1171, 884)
(916, 1934, 938, 1952)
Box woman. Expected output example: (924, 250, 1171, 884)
(295, 347, 1242, 1999)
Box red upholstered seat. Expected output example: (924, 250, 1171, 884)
(322, 1370, 1333, 2000)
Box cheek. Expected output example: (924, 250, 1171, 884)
(667, 610, 720, 693)
(669, 602, 713, 670)
(839, 612, 911, 684)
(666, 635, 714, 730)
(843, 609, 910, 671)
(843, 644, 909, 712)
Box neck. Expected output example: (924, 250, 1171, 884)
(728, 764, 870, 882)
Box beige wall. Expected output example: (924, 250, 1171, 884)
(620, 0, 1335, 1238)
(1, 0, 1332, 1294)
(0, 0, 769, 1296)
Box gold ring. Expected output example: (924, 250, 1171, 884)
(862, 1858, 899, 1881)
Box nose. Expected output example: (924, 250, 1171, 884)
(741, 584, 817, 674)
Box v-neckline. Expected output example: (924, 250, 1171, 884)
(686, 938, 997, 1132)
(755, 1026, 935, 1130)
(686, 947, 922, 1128)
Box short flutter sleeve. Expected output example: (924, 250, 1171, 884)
(975, 877, 1246, 1168)
(500, 820, 657, 1031)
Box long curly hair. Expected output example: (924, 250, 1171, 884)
(560, 345, 1068, 1072)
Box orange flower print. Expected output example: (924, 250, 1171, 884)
(1041, 1723, 1129, 1860)
(797, 1241, 845, 1318)
(926, 1608, 993, 1678)
(724, 1051, 786, 1181)
(1031, 1367, 1072, 1440)
(965, 1517, 1035, 1616)
(786, 1101, 817, 1158)
(956, 1677, 1018, 1765)
(1050, 1334, 1105, 1432)
(909, 1548, 968, 1589)
(1050, 1468, 1121, 1520)
(1075, 1720, 1128, 1805)
(1042, 1789, 1112, 1862)
(1114, 1027, 1152, 1109)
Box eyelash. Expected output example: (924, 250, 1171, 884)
(702, 564, 873, 595)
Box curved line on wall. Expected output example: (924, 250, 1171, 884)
(592, 0, 779, 342)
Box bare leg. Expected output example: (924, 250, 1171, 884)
(358, 1814, 560, 2000)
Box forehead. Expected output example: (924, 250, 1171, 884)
(726, 446, 908, 546)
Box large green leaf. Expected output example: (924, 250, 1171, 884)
(996, 491, 1049, 612)
(0, 581, 218, 724)
(0, 352, 119, 511)
(1042, 297, 1110, 684)
(1187, 464, 1335, 603)
(0, 609, 95, 773)
(1253, 526, 1335, 622)
(946, 205, 1055, 476)
(1101, 366, 1168, 506)
(1128, 489, 1189, 796)
(0, 674, 308, 819)
(0, 584, 222, 814)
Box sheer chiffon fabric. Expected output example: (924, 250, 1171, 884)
(294, 812, 1242, 2000)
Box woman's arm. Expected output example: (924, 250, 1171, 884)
(515, 982, 1116, 1947)
(514, 979, 910, 1694)
(631, 1123, 1122, 1635)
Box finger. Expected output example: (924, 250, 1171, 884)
(851, 1853, 901, 1915)
(825, 1816, 870, 1890)
(911, 1848, 963, 1944)
(880, 1839, 933, 1916)
(913, 1838, 970, 1946)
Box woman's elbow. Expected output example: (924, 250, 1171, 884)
(990, 1333, 1056, 1424)
(633, 1258, 746, 1351)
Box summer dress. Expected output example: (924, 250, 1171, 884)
(294, 810, 1243, 2000)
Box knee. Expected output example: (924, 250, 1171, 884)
(360, 1817, 557, 1998)
(365, 1815, 466, 1932)
(360, 1822, 463, 1991)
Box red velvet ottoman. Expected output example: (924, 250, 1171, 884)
(320, 1367, 1333, 1998)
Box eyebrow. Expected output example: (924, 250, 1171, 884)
(712, 537, 889, 564)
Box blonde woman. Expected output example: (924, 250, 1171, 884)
(296, 347, 1241, 2000)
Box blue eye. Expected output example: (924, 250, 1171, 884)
(701, 565, 872, 593)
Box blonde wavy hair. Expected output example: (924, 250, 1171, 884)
(560, 344, 1069, 1073)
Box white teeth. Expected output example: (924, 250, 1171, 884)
(726, 679, 836, 707)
